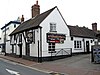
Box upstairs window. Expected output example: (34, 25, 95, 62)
(14, 24, 16, 28)
(50, 22, 56, 32)
(71, 37, 73, 41)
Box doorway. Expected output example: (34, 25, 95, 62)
(26, 43, 30, 56)
(86, 41, 90, 53)
(18, 44, 22, 57)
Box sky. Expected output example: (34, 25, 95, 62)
(0, 0, 100, 35)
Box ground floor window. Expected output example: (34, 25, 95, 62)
(48, 43, 55, 53)
(74, 41, 82, 49)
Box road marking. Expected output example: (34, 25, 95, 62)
(6, 69, 20, 75)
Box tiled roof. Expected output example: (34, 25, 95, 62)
(68, 25, 97, 38)
(10, 6, 57, 35)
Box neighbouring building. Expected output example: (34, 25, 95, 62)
(9, 1, 97, 62)
(68, 25, 97, 53)
(0, 20, 21, 55)
(0, 38, 2, 52)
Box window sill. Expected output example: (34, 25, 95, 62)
(74, 48, 82, 50)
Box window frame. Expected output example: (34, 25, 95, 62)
(48, 43, 55, 53)
(74, 40, 82, 49)
(14, 24, 16, 28)
(50, 22, 57, 32)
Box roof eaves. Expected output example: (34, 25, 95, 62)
(9, 25, 39, 36)
(70, 35, 96, 38)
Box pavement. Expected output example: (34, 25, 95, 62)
(0, 53, 100, 75)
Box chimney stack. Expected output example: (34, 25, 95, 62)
(31, 0, 40, 18)
(92, 22, 97, 31)
(21, 15, 24, 23)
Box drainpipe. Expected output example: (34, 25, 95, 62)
(4, 24, 6, 56)
(40, 27, 42, 63)
(37, 27, 42, 63)
(83, 38, 85, 52)
(38, 40, 39, 62)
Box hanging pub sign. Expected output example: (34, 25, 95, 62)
(47, 33, 66, 43)
(26, 30, 33, 44)
(19, 33, 22, 43)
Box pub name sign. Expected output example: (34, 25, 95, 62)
(47, 33, 66, 43)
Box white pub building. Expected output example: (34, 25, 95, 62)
(9, 1, 97, 62)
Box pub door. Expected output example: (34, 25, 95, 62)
(18, 44, 22, 57)
(86, 41, 90, 53)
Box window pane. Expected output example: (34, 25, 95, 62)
(52, 48, 55, 51)
(71, 37, 73, 41)
(50, 23, 56, 32)
(52, 43, 55, 45)
(74, 41, 76, 48)
(49, 43, 51, 45)
(14, 24, 16, 28)
(80, 41, 81, 48)
(52, 46, 55, 49)
(49, 45, 51, 48)
(49, 48, 52, 51)
(77, 41, 79, 48)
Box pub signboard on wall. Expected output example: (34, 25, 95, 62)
(47, 33, 66, 43)
(26, 30, 33, 44)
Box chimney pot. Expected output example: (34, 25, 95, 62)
(21, 15, 24, 23)
(36, 0, 38, 5)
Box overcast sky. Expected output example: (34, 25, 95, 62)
(0, 0, 100, 32)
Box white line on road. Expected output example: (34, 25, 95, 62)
(6, 69, 20, 75)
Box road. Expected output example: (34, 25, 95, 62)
(0, 58, 50, 75)
(32, 54, 100, 75)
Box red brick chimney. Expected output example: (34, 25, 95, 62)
(21, 15, 24, 23)
(31, 0, 40, 18)
(92, 23, 97, 31)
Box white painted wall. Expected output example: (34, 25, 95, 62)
(39, 8, 97, 56)
(71, 37, 97, 53)
(40, 8, 71, 57)
(6, 41, 12, 53)
(22, 34, 26, 56)
(13, 28, 40, 57)
(30, 29, 40, 57)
